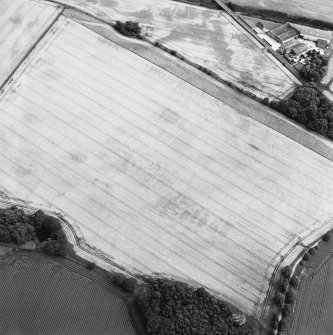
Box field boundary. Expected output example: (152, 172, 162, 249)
(286, 233, 333, 334)
(0, 195, 146, 335)
(64, 13, 333, 164)
(0, 3, 64, 93)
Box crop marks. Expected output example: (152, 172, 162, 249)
(1, 18, 333, 317)
(0, 0, 62, 87)
(55, 0, 297, 99)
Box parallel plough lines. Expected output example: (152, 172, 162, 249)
(45, 28, 333, 203)
(0, 0, 62, 87)
(0, 256, 136, 334)
(33, 48, 316, 227)
(2, 18, 333, 316)
(0, 146, 260, 304)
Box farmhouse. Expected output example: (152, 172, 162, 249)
(269, 23, 299, 44)
(291, 43, 308, 56)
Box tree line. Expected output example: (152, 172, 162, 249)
(272, 84, 333, 138)
(137, 278, 258, 335)
(0, 206, 67, 256)
(114, 21, 142, 38)
(300, 50, 328, 83)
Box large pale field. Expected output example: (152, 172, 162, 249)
(56, 0, 297, 99)
(2, 17, 333, 317)
(229, 0, 333, 26)
(0, 0, 62, 87)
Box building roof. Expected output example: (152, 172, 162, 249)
(294, 62, 305, 71)
(291, 43, 308, 55)
(270, 23, 293, 36)
(278, 29, 300, 42)
(256, 22, 264, 29)
(317, 39, 329, 48)
(290, 23, 331, 42)
(270, 23, 299, 43)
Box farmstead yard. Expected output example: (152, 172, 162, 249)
(1, 17, 333, 318)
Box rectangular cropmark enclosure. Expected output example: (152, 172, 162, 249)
(1, 17, 333, 318)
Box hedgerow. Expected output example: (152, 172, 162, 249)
(138, 279, 258, 335)
(0, 206, 67, 256)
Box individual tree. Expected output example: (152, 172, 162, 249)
(303, 252, 311, 261)
(278, 319, 287, 332)
(281, 266, 292, 279)
(323, 232, 331, 241)
(289, 275, 300, 288)
(274, 293, 285, 307)
(282, 304, 293, 317)
(122, 277, 138, 292)
(279, 279, 288, 293)
(285, 288, 296, 305)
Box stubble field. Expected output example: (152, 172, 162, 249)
(2, 17, 333, 317)
(0, 255, 136, 335)
(228, 0, 333, 27)
(56, 0, 297, 99)
(0, 0, 62, 87)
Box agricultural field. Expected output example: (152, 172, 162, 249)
(2, 17, 333, 318)
(289, 246, 333, 335)
(228, 0, 333, 27)
(0, 254, 136, 335)
(56, 0, 298, 99)
(0, 0, 62, 87)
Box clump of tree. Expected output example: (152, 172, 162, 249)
(300, 50, 328, 82)
(30, 210, 67, 256)
(323, 231, 331, 241)
(0, 206, 35, 244)
(0, 206, 67, 257)
(110, 273, 138, 292)
(274, 84, 333, 138)
(138, 279, 258, 334)
(115, 21, 141, 38)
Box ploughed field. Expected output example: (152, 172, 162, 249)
(2, 17, 333, 317)
(0, 0, 62, 87)
(228, 0, 333, 27)
(0, 255, 136, 335)
(56, 0, 297, 99)
(289, 246, 333, 335)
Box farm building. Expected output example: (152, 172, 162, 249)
(290, 23, 331, 43)
(256, 21, 264, 29)
(269, 23, 299, 44)
(317, 39, 329, 49)
(291, 43, 308, 56)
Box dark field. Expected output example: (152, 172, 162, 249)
(0, 254, 136, 335)
(290, 240, 333, 335)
